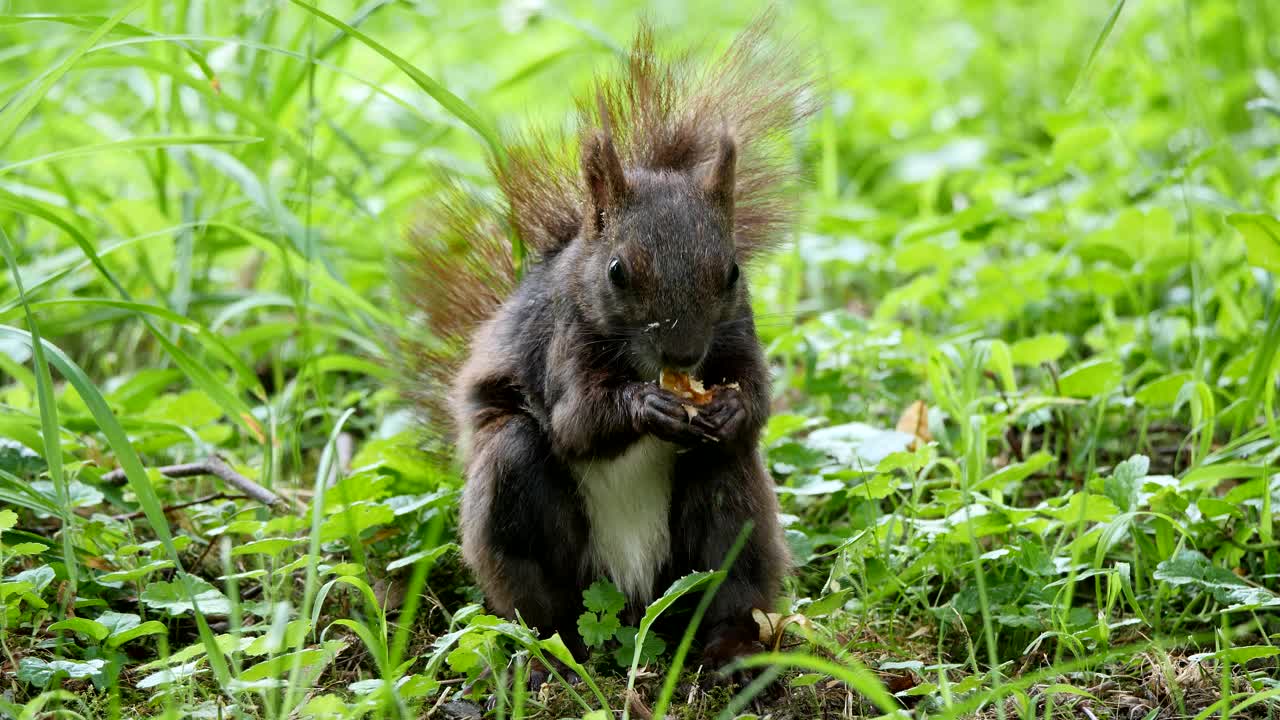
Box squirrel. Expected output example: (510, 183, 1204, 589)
(404, 14, 814, 683)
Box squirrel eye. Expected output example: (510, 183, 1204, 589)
(608, 257, 628, 289)
(727, 262, 740, 289)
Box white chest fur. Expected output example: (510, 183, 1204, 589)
(573, 437, 675, 605)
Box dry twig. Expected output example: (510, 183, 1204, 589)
(100, 456, 293, 513)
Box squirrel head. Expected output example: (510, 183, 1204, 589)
(575, 126, 743, 377)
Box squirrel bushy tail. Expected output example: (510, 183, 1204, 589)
(405, 12, 814, 426)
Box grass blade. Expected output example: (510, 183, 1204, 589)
(0, 134, 261, 175)
(285, 0, 503, 162)
(732, 653, 899, 715)
(1068, 0, 1127, 101)
(0, 228, 77, 603)
(0, 12, 218, 84)
(0, 0, 144, 148)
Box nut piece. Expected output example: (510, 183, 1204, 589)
(659, 370, 741, 420)
(659, 368, 715, 405)
(660, 369, 710, 420)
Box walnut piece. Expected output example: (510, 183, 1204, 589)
(659, 369, 740, 420)
(659, 369, 715, 405)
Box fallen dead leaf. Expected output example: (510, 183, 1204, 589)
(895, 399, 932, 450)
(882, 671, 919, 694)
(752, 608, 811, 649)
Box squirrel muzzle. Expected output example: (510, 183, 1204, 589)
(655, 316, 712, 372)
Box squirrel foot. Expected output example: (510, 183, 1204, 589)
(700, 627, 768, 687)
(526, 656, 583, 692)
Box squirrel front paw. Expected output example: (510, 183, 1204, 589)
(625, 383, 718, 446)
(691, 389, 749, 444)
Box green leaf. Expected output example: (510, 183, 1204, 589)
(386, 543, 457, 572)
(6, 542, 48, 556)
(48, 618, 110, 641)
(1057, 358, 1122, 398)
(803, 422, 914, 468)
(96, 560, 175, 585)
(1197, 497, 1240, 519)
(97, 611, 142, 636)
(445, 629, 497, 676)
(240, 646, 341, 682)
(319, 502, 394, 542)
(1135, 372, 1193, 407)
(141, 579, 232, 617)
(1104, 455, 1148, 512)
(535, 633, 609, 708)
(31, 480, 103, 509)
(17, 658, 107, 688)
(1153, 550, 1236, 587)
(577, 612, 621, 647)
(245, 620, 310, 656)
(1052, 126, 1111, 167)
(0, 509, 16, 533)
(1045, 492, 1119, 524)
(138, 634, 241, 672)
(322, 470, 391, 511)
(848, 474, 897, 499)
(1228, 213, 1280, 273)
(231, 538, 302, 557)
(768, 442, 829, 471)
(1016, 541, 1056, 577)
(137, 662, 203, 689)
(1217, 646, 1280, 664)
(1151, 550, 1276, 608)
(303, 695, 349, 716)
(985, 339, 1017, 393)
(978, 452, 1055, 490)
(1009, 333, 1069, 366)
(582, 579, 627, 615)
(0, 439, 44, 478)
(802, 589, 853, 618)
(639, 572, 720, 632)
(98, 611, 167, 648)
(612, 626, 665, 667)
(143, 390, 223, 427)
(763, 413, 810, 446)
(12, 565, 55, 592)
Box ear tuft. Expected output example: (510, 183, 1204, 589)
(580, 127, 627, 239)
(703, 132, 737, 218)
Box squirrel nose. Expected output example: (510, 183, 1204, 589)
(659, 348, 704, 371)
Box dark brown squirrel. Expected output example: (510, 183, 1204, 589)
(404, 14, 814, 683)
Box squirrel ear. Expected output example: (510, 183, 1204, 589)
(702, 132, 736, 218)
(581, 129, 627, 239)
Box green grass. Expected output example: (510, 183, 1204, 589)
(1, 0, 1279, 718)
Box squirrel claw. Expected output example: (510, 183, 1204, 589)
(691, 392, 748, 444)
(632, 383, 717, 446)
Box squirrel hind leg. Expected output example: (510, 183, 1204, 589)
(458, 411, 592, 660)
(668, 450, 788, 682)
